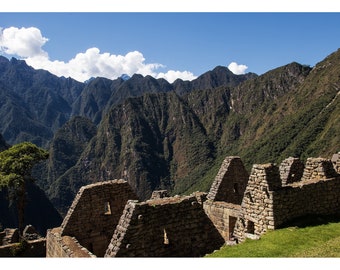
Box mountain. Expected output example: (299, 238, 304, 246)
(46, 49, 340, 214)
(1, 49, 339, 217)
(232, 51, 340, 165)
(49, 92, 216, 214)
(120, 74, 131, 81)
(0, 57, 256, 147)
(43, 116, 97, 189)
(0, 56, 83, 147)
(0, 133, 9, 151)
(172, 66, 257, 95)
(71, 67, 256, 125)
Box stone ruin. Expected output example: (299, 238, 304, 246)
(0, 225, 45, 256)
(46, 152, 340, 257)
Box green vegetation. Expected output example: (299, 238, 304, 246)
(207, 217, 340, 258)
(10, 239, 28, 256)
(2, 49, 340, 217)
(45, 51, 340, 213)
(0, 142, 49, 234)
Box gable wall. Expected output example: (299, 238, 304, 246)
(60, 179, 138, 256)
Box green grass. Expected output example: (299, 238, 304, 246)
(206, 217, 340, 258)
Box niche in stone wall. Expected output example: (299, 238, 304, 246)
(246, 191, 253, 203)
(247, 221, 255, 234)
(233, 183, 239, 194)
(104, 201, 112, 215)
(229, 216, 237, 239)
(163, 228, 169, 245)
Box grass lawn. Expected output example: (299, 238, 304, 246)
(206, 216, 340, 258)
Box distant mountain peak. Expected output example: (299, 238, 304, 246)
(84, 77, 96, 84)
(0, 55, 9, 63)
(212, 65, 234, 74)
(120, 74, 131, 81)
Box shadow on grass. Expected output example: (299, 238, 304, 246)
(278, 214, 340, 229)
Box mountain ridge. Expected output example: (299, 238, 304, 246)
(45, 55, 337, 213)
(1, 49, 339, 216)
(0, 55, 257, 146)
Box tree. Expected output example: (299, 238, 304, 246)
(0, 142, 49, 235)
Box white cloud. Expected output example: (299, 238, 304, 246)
(228, 62, 248, 75)
(156, 70, 196, 83)
(0, 26, 197, 83)
(0, 26, 48, 58)
(25, 48, 167, 82)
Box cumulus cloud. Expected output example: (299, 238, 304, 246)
(156, 70, 196, 83)
(0, 26, 197, 83)
(25, 48, 167, 82)
(0, 26, 48, 58)
(228, 61, 248, 75)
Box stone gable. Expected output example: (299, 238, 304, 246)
(59, 179, 138, 256)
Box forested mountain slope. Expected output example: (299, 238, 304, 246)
(48, 50, 340, 215)
(0, 56, 254, 147)
(1, 49, 339, 216)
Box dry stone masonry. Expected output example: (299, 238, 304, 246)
(57, 179, 138, 257)
(47, 153, 340, 257)
(207, 156, 249, 204)
(0, 225, 46, 257)
(105, 192, 224, 257)
(233, 156, 340, 241)
(279, 157, 304, 185)
(301, 157, 338, 181)
(332, 152, 340, 173)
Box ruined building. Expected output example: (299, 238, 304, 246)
(46, 153, 340, 257)
(0, 225, 46, 256)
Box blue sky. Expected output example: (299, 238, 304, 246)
(1, 10, 340, 82)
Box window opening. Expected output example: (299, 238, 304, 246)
(247, 221, 255, 234)
(104, 201, 112, 215)
(233, 183, 239, 194)
(163, 228, 169, 245)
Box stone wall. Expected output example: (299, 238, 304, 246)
(233, 163, 278, 240)
(332, 152, 340, 173)
(0, 239, 46, 257)
(105, 192, 224, 257)
(0, 228, 19, 245)
(203, 201, 240, 241)
(46, 153, 340, 257)
(46, 227, 95, 257)
(234, 157, 340, 242)
(301, 157, 338, 181)
(60, 179, 138, 257)
(273, 177, 340, 226)
(207, 156, 249, 204)
(204, 156, 248, 242)
(0, 225, 46, 257)
(279, 157, 304, 185)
